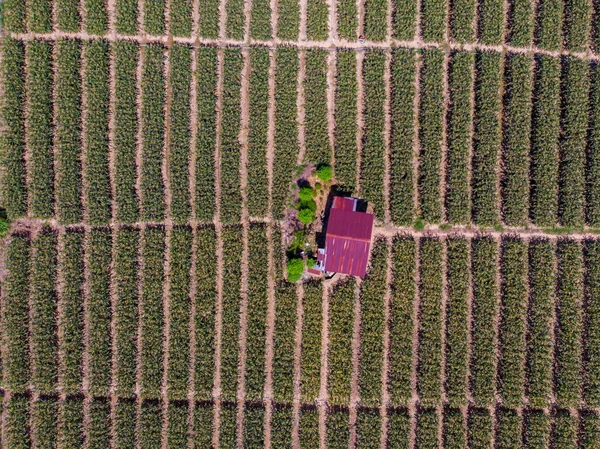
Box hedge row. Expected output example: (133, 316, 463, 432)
(418, 49, 444, 223)
(87, 228, 112, 396)
(116, 0, 137, 34)
(299, 407, 319, 448)
(113, 41, 139, 223)
(168, 226, 193, 399)
(220, 49, 243, 223)
(445, 51, 473, 224)
(357, 408, 381, 448)
(555, 240, 584, 407)
(501, 54, 533, 226)
(535, 0, 564, 50)
(307, 0, 329, 40)
(507, 0, 534, 46)
(364, 0, 388, 41)
(421, 0, 446, 41)
(272, 48, 299, 219)
(250, 0, 272, 40)
(337, 0, 357, 40)
(3, 234, 31, 392)
(361, 50, 387, 221)
(220, 226, 243, 400)
(301, 281, 323, 402)
(26, 40, 54, 219)
(194, 226, 217, 400)
(477, 0, 504, 44)
(195, 47, 218, 222)
(471, 52, 502, 226)
(389, 49, 415, 225)
(334, 50, 358, 191)
(83, 40, 111, 225)
(59, 230, 85, 394)
(245, 224, 269, 400)
(526, 239, 555, 408)
(278, 0, 299, 40)
(273, 282, 297, 402)
(170, 0, 192, 37)
(30, 228, 58, 393)
(144, 0, 165, 35)
(139, 226, 166, 398)
(304, 49, 329, 167)
(389, 235, 416, 406)
(114, 228, 140, 397)
(470, 236, 498, 407)
(530, 55, 560, 226)
(2, 38, 27, 219)
(497, 238, 528, 407)
(359, 239, 387, 407)
(84, 0, 108, 35)
(140, 44, 166, 222)
(584, 240, 600, 406)
(587, 64, 600, 226)
(559, 57, 589, 227)
(247, 48, 270, 218)
(564, 0, 591, 52)
(327, 408, 350, 448)
(55, 40, 83, 224)
(450, 0, 475, 42)
(444, 238, 469, 406)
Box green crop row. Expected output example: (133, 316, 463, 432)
(3, 234, 31, 392)
(247, 48, 270, 218)
(3, 0, 26, 32)
(141, 44, 166, 222)
(87, 228, 112, 396)
(4, 395, 30, 448)
(115, 399, 136, 447)
(83, 40, 111, 225)
(30, 228, 58, 393)
(272, 48, 299, 219)
(139, 226, 166, 398)
(220, 49, 243, 223)
(584, 240, 600, 406)
(470, 236, 498, 407)
(194, 226, 217, 400)
(359, 239, 387, 407)
(444, 238, 469, 406)
(168, 400, 189, 446)
(417, 238, 443, 406)
(471, 52, 501, 226)
(272, 405, 293, 447)
(496, 408, 522, 449)
(144, 0, 165, 35)
(167, 226, 193, 400)
(84, 0, 108, 35)
(524, 410, 550, 447)
(273, 282, 297, 402)
(393, 0, 416, 40)
(564, 0, 591, 52)
(416, 407, 438, 448)
(361, 50, 386, 220)
(356, 408, 380, 448)
(58, 396, 84, 448)
(304, 49, 329, 168)
(302, 281, 323, 402)
(387, 407, 410, 448)
(194, 402, 213, 447)
(389, 49, 415, 225)
(272, 223, 284, 281)
(467, 408, 493, 448)
(526, 239, 555, 408)
(443, 407, 466, 447)
(139, 400, 162, 448)
(56, 0, 80, 31)
(497, 238, 528, 407)
(364, 0, 388, 41)
(389, 235, 416, 406)
(2, 38, 27, 219)
(226, 0, 245, 40)
(535, 0, 564, 50)
(555, 240, 584, 407)
(418, 49, 444, 223)
(445, 51, 473, 224)
(27, 0, 51, 34)
(26, 40, 54, 219)
(55, 40, 83, 224)
(334, 50, 357, 191)
(195, 47, 218, 222)
(307, 0, 328, 40)
(507, 0, 534, 46)
(116, 0, 137, 34)
(243, 405, 265, 448)
(168, 45, 192, 223)
(581, 411, 600, 447)
(220, 402, 237, 447)
(501, 54, 533, 226)
(587, 64, 600, 226)
(87, 398, 110, 448)
(199, 0, 219, 37)
(478, 0, 504, 44)
(450, 0, 475, 42)
(171, 0, 192, 37)
(250, 0, 272, 40)
(559, 57, 589, 227)
(299, 407, 319, 448)
(530, 55, 560, 226)
(245, 224, 269, 400)
(553, 409, 578, 447)
(421, 0, 446, 42)
(327, 408, 350, 448)
(337, 0, 357, 39)
(59, 230, 85, 394)
(114, 41, 140, 223)
(220, 226, 243, 400)
(328, 280, 355, 404)
(114, 228, 140, 397)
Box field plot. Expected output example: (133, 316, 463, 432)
(3, 0, 600, 446)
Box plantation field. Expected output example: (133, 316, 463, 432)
(3, 0, 600, 446)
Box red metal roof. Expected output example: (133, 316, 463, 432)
(332, 196, 356, 211)
(323, 205, 374, 278)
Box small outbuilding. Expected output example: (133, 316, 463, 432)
(315, 196, 374, 278)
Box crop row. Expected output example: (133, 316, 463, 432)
(304, 49, 329, 168)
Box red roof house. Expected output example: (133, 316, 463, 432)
(319, 197, 374, 278)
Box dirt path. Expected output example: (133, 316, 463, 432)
(299, 0, 308, 41)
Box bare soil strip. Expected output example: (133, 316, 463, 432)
(380, 237, 393, 449)
(299, 0, 308, 41)
(349, 279, 362, 448)
(292, 283, 305, 449)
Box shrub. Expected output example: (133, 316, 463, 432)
(286, 257, 305, 282)
(298, 208, 315, 225)
(299, 186, 315, 201)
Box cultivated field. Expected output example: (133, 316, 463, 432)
(2, 0, 600, 447)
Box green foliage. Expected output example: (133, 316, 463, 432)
(467, 408, 493, 449)
(56, 0, 80, 30)
(581, 412, 600, 448)
(141, 44, 166, 222)
(301, 282, 323, 401)
(327, 408, 350, 448)
(443, 407, 466, 447)
(250, 0, 272, 39)
(364, 0, 387, 41)
(84, 0, 108, 34)
(167, 401, 189, 447)
(357, 408, 381, 448)
(286, 257, 305, 282)
(535, 0, 564, 50)
(3, 0, 25, 31)
(450, 0, 475, 41)
(421, 0, 446, 41)
(4, 395, 30, 448)
(272, 405, 293, 446)
(564, 0, 591, 51)
(507, 0, 534, 46)
(446, 51, 473, 224)
(416, 408, 438, 448)
(193, 404, 213, 447)
(58, 396, 84, 448)
(584, 240, 600, 406)
(199, 0, 219, 37)
(388, 408, 411, 448)
(307, 0, 328, 40)
(278, 0, 300, 39)
(393, 0, 416, 39)
(361, 50, 386, 221)
(389, 236, 416, 405)
(329, 280, 355, 404)
(496, 408, 522, 449)
(334, 50, 357, 191)
(27, 0, 51, 32)
(299, 407, 319, 448)
(88, 399, 110, 448)
(114, 399, 136, 448)
(144, 0, 165, 34)
(171, 0, 192, 36)
(243, 406, 265, 448)
(26, 40, 54, 219)
(305, 50, 329, 167)
(273, 283, 297, 401)
(552, 409, 578, 447)
(337, 0, 357, 39)
(587, 64, 600, 226)
(139, 400, 162, 448)
(226, 0, 245, 39)
(524, 410, 550, 448)
(298, 203, 316, 225)
(299, 186, 315, 201)
(116, 0, 137, 34)
(478, 0, 504, 44)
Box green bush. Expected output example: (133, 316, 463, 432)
(299, 186, 315, 201)
(286, 258, 305, 282)
(317, 164, 333, 182)
(298, 207, 315, 225)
